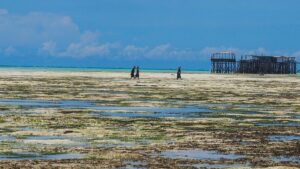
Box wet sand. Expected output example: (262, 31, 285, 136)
(0, 70, 299, 168)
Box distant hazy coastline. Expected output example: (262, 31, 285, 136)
(0, 65, 298, 74)
(0, 65, 210, 74)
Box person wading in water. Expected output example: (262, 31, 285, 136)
(135, 66, 140, 79)
(177, 66, 182, 80)
(130, 66, 136, 79)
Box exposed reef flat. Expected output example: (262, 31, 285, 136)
(0, 70, 299, 168)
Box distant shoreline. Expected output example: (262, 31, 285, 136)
(0, 66, 298, 74)
(0, 65, 210, 74)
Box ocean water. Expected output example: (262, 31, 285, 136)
(0, 66, 210, 73)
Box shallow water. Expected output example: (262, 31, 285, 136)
(0, 99, 216, 118)
(0, 98, 209, 110)
(268, 135, 300, 141)
(96, 141, 136, 148)
(0, 152, 82, 160)
(181, 163, 245, 169)
(255, 122, 299, 127)
(0, 66, 210, 74)
(93, 111, 211, 118)
(26, 136, 66, 140)
(272, 156, 300, 163)
(158, 150, 244, 160)
(23, 135, 90, 147)
(0, 99, 268, 120)
(123, 161, 147, 169)
(0, 99, 94, 109)
(0, 136, 16, 141)
(0, 98, 289, 162)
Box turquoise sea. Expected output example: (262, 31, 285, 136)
(0, 65, 298, 74)
(0, 66, 210, 73)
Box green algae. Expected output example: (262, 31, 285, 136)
(0, 73, 298, 168)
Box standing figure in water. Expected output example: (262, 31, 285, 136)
(135, 66, 140, 79)
(130, 66, 136, 79)
(177, 66, 182, 80)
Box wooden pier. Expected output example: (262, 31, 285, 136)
(211, 52, 297, 74)
(237, 55, 297, 74)
(211, 52, 236, 73)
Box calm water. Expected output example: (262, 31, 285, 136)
(158, 149, 245, 160)
(268, 135, 300, 141)
(0, 98, 267, 118)
(0, 65, 299, 74)
(0, 153, 82, 160)
(0, 66, 209, 73)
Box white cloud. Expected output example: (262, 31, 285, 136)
(123, 45, 148, 58)
(0, 10, 80, 48)
(200, 47, 243, 56)
(58, 43, 119, 58)
(1, 8, 299, 63)
(121, 44, 198, 60)
(146, 44, 171, 58)
(200, 47, 271, 59)
(39, 37, 120, 58)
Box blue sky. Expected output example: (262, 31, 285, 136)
(0, 0, 300, 69)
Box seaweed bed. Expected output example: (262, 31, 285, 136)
(0, 71, 299, 168)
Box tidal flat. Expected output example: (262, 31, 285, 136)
(0, 70, 299, 168)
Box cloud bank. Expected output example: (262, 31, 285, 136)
(0, 8, 299, 63)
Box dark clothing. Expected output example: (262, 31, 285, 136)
(177, 67, 181, 80)
(130, 67, 135, 78)
(177, 72, 181, 79)
(135, 67, 140, 79)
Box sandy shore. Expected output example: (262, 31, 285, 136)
(0, 70, 299, 105)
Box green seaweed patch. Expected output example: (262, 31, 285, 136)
(59, 109, 92, 114)
(14, 135, 27, 139)
(0, 140, 18, 145)
(0, 106, 11, 111)
(0, 152, 40, 158)
(0, 118, 5, 123)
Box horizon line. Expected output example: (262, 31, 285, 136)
(0, 65, 210, 72)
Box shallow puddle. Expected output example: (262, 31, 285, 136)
(0, 152, 82, 160)
(0, 136, 16, 141)
(93, 111, 211, 118)
(96, 142, 136, 148)
(181, 163, 245, 169)
(268, 135, 300, 141)
(23, 135, 89, 147)
(95, 106, 211, 113)
(0, 99, 216, 118)
(255, 122, 299, 127)
(0, 99, 268, 120)
(0, 99, 94, 109)
(158, 149, 244, 160)
(122, 161, 147, 169)
(272, 156, 300, 163)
